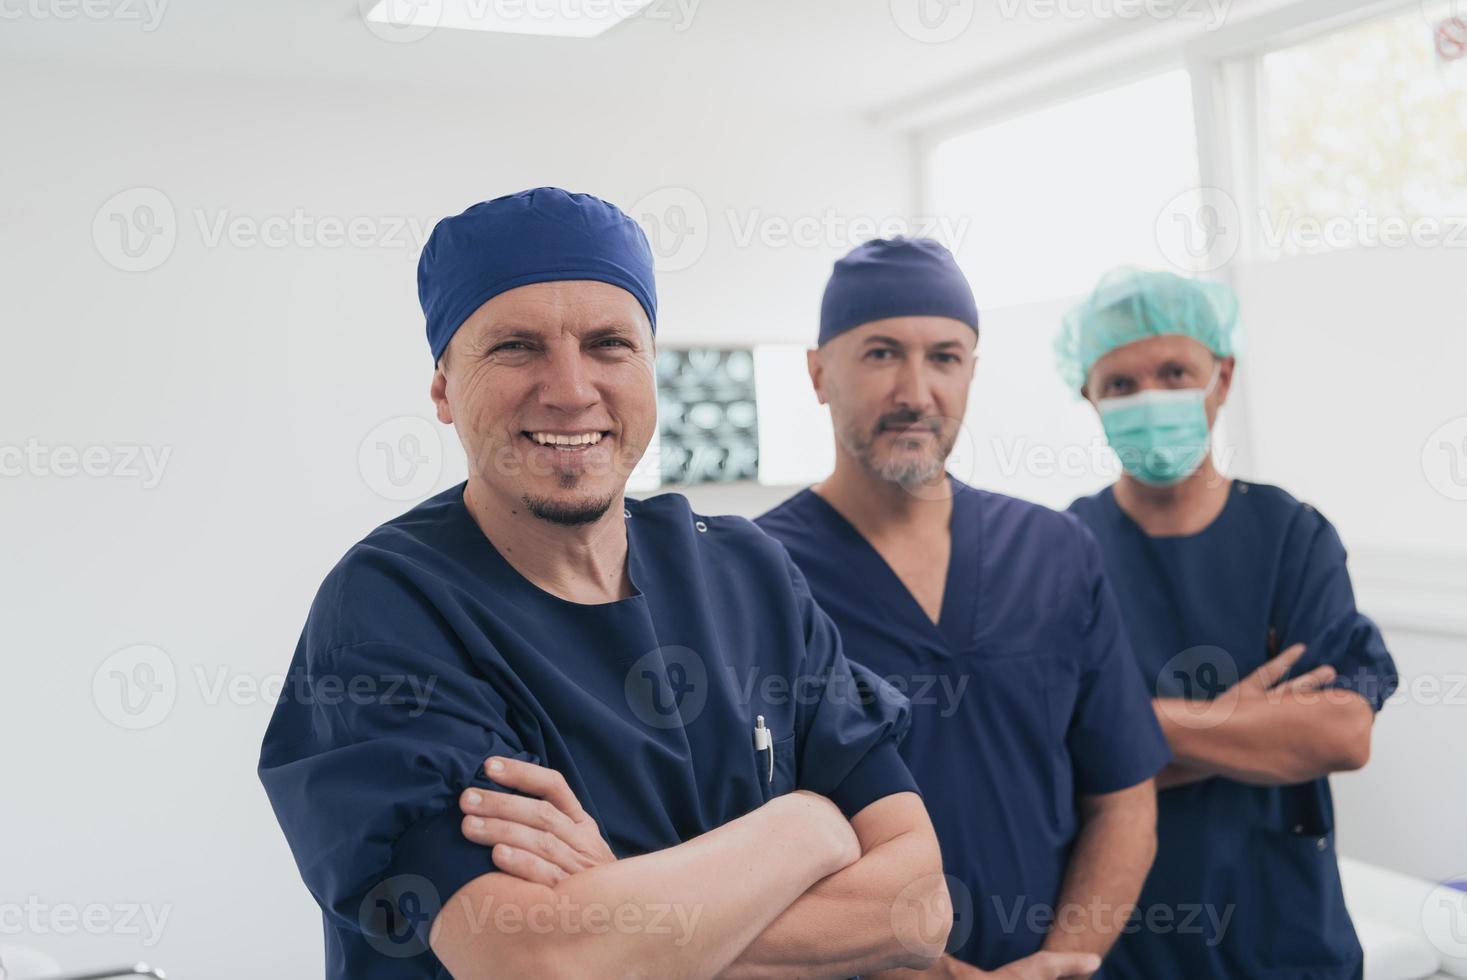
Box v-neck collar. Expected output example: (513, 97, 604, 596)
(800, 475, 980, 656)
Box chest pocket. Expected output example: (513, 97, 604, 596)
(756, 733, 798, 803)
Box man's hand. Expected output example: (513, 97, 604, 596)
(1155, 633, 1375, 785)
(986, 951, 1102, 979)
(1157, 641, 1336, 731)
(874, 951, 1101, 980)
(1238, 640, 1337, 698)
(459, 756, 616, 886)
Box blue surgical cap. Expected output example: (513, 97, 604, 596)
(418, 187, 657, 362)
(818, 237, 979, 346)
(1055, 267, 1240, 392)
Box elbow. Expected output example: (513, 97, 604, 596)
(1328, 701, 1376, 774)
(889, 865, 953, 970)
(1334, 723, 1373, 773)
(1342, 740, 1371, 772)
(1280, 706, 1373, 782)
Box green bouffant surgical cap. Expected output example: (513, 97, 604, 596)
(1055, 267, 1240, 392)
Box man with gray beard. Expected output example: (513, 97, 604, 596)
(757, 238, 1169, 980)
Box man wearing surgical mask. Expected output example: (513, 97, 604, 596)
(1059, 267, 1399, 979)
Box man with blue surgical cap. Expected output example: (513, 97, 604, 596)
(757, 238, 1170, 979)
(1058, 267, 1398, 979)
(258, 188, 951, 979)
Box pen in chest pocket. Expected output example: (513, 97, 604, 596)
(754, 714, 773, 784)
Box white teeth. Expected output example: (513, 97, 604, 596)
(530, 431, 604, 447)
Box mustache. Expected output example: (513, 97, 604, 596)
(875, 411, 942, 436)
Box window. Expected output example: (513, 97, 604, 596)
(1258, 2, 1467, 256)
(925, 70, 1201, 311)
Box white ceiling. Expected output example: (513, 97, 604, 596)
(0, 0, 1289, 121)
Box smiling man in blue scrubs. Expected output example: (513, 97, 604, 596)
(257, 189, 951, 980)
(756, 239, 1170, 979)
(1057, 267, 1398, 979)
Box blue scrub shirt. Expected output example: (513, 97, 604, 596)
(757, 478, 1170, 970)
(259, 483, 919, 980)
(1069, 480, 1398, 979)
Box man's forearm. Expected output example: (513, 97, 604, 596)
(718, 794, 948, 979)
(430, 791, 858, 980)
(1156, 691, 1374, 785)
(1041, 783, 1157, 966)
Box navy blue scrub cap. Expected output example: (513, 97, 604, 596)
(818, 236, 979, 346)
(418, 187, 658, 362)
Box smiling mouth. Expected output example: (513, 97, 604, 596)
(523, 430, 610, 452)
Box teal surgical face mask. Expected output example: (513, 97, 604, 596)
(1097, 367, 1219, 486)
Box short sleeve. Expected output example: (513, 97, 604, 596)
(1066, 524, 1172, 795)
(258, 636, 539, 953)
(783, 553, 921, 818)
(1275, 510, 1398, 713)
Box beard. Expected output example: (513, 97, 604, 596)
(521, 473, 616, 527)
(837, 409, 954, 491)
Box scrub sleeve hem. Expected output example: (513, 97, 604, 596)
(827, 739, 922, 819)
(1072, 738, 1172, 797)
(385, 806, 500, 926)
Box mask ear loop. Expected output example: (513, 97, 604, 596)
(1201, 360, 1223, 398)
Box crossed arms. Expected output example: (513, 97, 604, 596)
(429, 758, 951, 980)
(1154, 642, 1376, 789)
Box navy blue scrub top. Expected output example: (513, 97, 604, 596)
(757, 477, 1170, 971)
(1069, 480, 1398, 980)
(259, 482, 919, 980)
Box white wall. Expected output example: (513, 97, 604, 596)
(1334, 626, 1467, 882)
(0, 59, 912, 978)
(1232, 247, 1467, 561)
